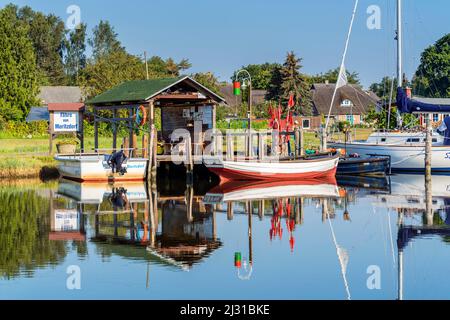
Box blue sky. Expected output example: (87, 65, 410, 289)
(2, 0, 449, 88)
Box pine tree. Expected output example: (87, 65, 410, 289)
(266, 51, 313, 116)
(0, 7, 39, 121)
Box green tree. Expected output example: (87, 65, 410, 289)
(64, 23, 87, 85)
(413, 33, 450, 98)
(192, 72, 221, 95)
(232, 63, 281, 90)
(0, 6, 39, 121)
(16, 5, 67, 85)
(88, 20, 123, 59)
(165, 57, 191, 77)
(80, 50, 146, 99)
(312, 67, 360, 85)
(369, 77, 398, 102)
(266, 51, 312, 116)
(365, 106, 419, 129)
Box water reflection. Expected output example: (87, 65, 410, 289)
(0, 173, 449, 299)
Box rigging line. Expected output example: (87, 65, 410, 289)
(326, 210, 351, 300)
(325, 0, 359, 131)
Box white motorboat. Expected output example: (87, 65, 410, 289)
(55, 154, 148, 182)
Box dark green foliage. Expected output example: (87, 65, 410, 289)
(312, 67, 360, 86)
(232, 63, 281, 90)
(413, 33, 450, 98)
(15, 5, 67, 85)
(192, 72, 221, 95)
(0, 6, 39, 121)
(64, 23, 87, 85)
(88, 20, 123, 59)
(369, 77, 398, 102)
(266, 51, 313, 116)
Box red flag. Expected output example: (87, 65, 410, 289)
(288, 94, 295, 108)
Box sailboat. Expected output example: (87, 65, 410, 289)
(328, 0, 450, 172)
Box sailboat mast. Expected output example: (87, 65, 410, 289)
(397, 0, 403, 87)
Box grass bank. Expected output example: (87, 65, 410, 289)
(0, 128, 373, 180)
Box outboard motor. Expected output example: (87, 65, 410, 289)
(108, 150, 128, 175)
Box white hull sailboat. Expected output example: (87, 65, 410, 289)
(329, 132, 450, 172)
(326, 0, 450, 173)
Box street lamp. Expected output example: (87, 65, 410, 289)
(234, 69, 252, 157)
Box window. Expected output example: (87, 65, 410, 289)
(302, 119, 310, 129)
(341, 99, 354, 107)
(346, 115, 354, 124)
(406, 138, 420, 143)
(433, 114, 439, 122)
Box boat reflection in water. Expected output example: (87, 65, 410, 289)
(2, 171, 450, 299)
(56, 179, 222, 272)
(204, 176, 342, 281)
(339, 173, 450, 300)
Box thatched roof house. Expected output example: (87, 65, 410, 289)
(311, 83, 379, 116)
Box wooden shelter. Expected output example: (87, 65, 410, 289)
(86, 76, 226, 178)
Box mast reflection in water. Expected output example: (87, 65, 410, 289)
(0, 173, 449, 299)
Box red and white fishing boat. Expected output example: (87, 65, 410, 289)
(204, 154, 339, 181)
(203, 177, 339, 203)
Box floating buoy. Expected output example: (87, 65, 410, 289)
(234, 252, 242, 268)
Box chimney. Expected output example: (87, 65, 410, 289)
(405, 87, 412, 98)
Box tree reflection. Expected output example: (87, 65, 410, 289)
(0, 185, 67, 279)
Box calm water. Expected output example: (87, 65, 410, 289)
(1, 173, 449, 300)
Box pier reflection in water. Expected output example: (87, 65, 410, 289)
(0, 173, 450, 299)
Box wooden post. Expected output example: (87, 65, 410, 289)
(425, 113, 433, 225)
(142, 135, 148, 158)
(128, 108, 134, 157)
(227, 201, 234, 221)
(94, 107, 99, 152)
(258, 200, 264, 220)
(295, 128, 300, 158)
(49, 112, 54, 155)
(226, 134, 233, 160)
(112, 108, 117, 152)
(300, 127, 305, 156)
(147, 100, 156, 181)
(258, 132, 265, 160)
(78, 110, 84, 153)
(132, 134, 138, 158)
(122, 137, 129, 158)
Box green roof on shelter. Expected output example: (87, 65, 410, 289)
(86, 76, 225, 105)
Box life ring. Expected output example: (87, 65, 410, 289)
(133, 105, 147, 127)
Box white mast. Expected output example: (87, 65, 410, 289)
(397, 0, 402, 87)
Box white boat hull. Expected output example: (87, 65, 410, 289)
(329, 142, 450, 172)
(204, 155, 339, 181)
(55, 154, 148, 182)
